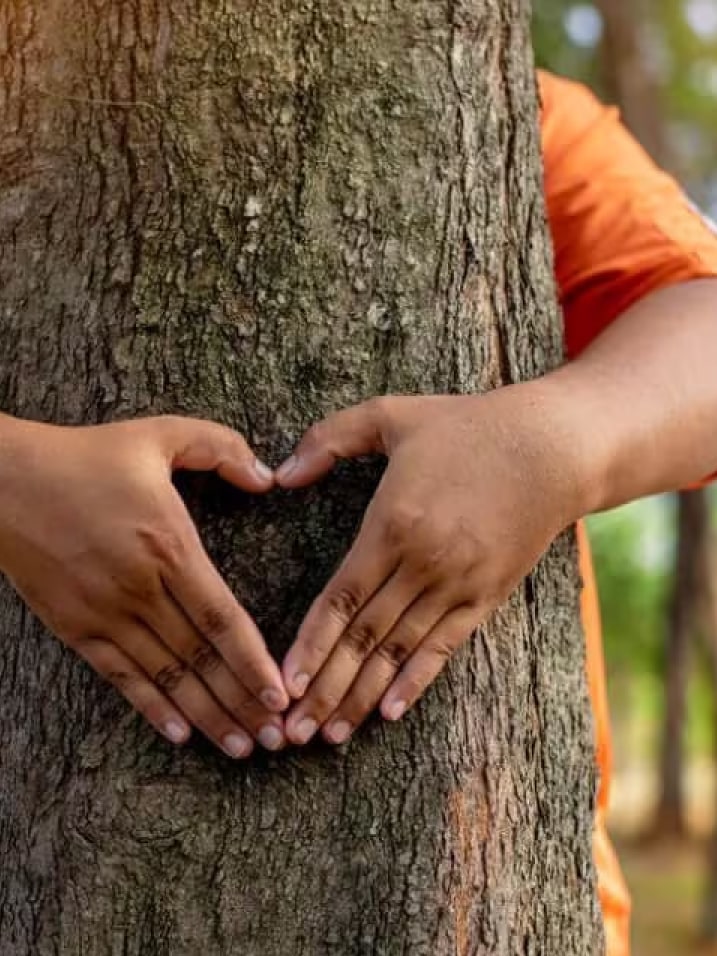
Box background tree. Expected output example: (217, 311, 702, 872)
(592, 0, 700, 842)
(595, 0, 717, 870)
(533, 3, 717, 952)
(0, 2, 602, 954)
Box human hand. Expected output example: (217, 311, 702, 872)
(276, 385, 591, 745)
(0, 414, 289, 757)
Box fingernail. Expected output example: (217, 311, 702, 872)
(223, 731, 252, 759)
(258, 725, 285, 751)
(254, 459, 274, 482)
(327, 720, 352, 745)
(261, 688, 287, 712)
(292, 672, 310, 697)
(276, 455, 298, 482)
(293, 717, 318, 745)
(384, 700, 407, 722)
(164, 720, 189, 744)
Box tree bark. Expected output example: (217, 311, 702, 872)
(654, 491, 707, 838)
(597, 0, 707, 842)
(595, 0, 671, 164)
(0, 3, 601, 954)
(700, 491, 717, 940)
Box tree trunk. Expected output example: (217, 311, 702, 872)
(597, 0, 702, 841)
(690, 485, 717, 941)
(653, 486, 717, 846)
(595, 0, 670, 164)
(654, 491, 708, 838)
(700, 495, 717, 940)
(0, 3, 601, 954)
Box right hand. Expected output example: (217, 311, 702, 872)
(0, 414, 289, 758)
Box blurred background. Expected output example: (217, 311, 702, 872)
(531, 2, 717, 952)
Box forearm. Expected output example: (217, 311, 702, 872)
(0, 414, 41, 514)
(540, 277, 717, 515)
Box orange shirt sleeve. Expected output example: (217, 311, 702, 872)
(539, 70, 717, 360)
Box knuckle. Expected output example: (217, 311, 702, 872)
(312, 689, 341, 715)
(393, 615, 425, 648)
(363, 396, 391, 437)
(155, 414, 192, 448)
(195, 602, 234, 643)
(64, 629, 90, 652)
(365, 395, 390, 423)
(189, 642, 222, 677)
(304, 420, 329, 452)
(227, 430, 251, 460)
(154, 661, 188, 694)
(455, 521, 488, 565)
(120, 566, 163, 604)
(383, 503, 425, 549)
(376, 639, 411, 668)
(294, 636, 330, 667)
(326, 586, 362, 624)
(461, 598, 484, 618)
(342, 620, 379, 659)
(71, 631, 112, 659)
(429, 639, 456, 663)
(412, 540, 450, 577)
(106, 668, 139, 694)
(55, 617, 89, 648)
(136, 526, 187, 574)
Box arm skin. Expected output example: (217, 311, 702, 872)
(276, 277, 717, 747)
(547, 278, 717, 510)
(0, 414, 289, 756)
(1, 280, 713, 756)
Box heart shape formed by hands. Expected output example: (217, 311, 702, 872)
(274, 386, 581, 753)
(1, 380, 584, 760)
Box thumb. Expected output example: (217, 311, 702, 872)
(276, 399, 389, 489)
(156, 416, 274, 492)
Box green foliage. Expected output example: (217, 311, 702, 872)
(534, 5, 717, 749)
(532, 3, 604, 90)
(532, 1, 717, 210)
(587, 501, 672, 681)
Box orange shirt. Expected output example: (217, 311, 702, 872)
(539, 70, 717, 956)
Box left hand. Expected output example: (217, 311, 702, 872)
(275, 384, 593, 746)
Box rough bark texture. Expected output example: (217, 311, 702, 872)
(0, 3, 601, 954)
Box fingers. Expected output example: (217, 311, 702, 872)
(163, 511, 289, 714)
(157, 416, 274, 493)
(146, 417, 282, 706)
(275, 398, 390, 489)
(319, 587, 455, 743)
(281, 518, 397, 701)
(287, 583, 464, 746)
(83, 622, 256, 758)
(284, 569, 428, 745)
(75, 636, 191, 746)
(145, 591, 285, 751)
(380, 606, 481, 722)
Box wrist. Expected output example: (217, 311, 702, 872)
(0, 413, 34, 481)
(0, 413, 55, 517)
(518, 371, 612, 522)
